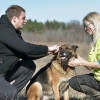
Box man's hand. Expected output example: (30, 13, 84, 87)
(48, 45, 59, 54)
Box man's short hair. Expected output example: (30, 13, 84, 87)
(5, 5, 25, 21)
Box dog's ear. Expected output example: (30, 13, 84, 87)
(71, 45, 78, 52)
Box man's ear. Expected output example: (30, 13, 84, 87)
(71, 45, 78, 52)
(11, 16, 17, 23)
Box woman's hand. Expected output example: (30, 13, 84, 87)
(68, 58, 81, 67)
(68, 55, 86, 67)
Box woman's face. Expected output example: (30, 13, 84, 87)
(84, 21, 95, 35)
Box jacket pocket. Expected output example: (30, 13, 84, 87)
(0, 57, 5, 64)
(0, 57, 6, 74)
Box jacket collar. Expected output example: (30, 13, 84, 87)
(0, 15, 17, 31)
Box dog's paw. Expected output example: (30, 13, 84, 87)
(42, 96, 49, 100)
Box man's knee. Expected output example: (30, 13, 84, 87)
(8, 88, 17, 99)
(0, 87, 17, 100)
(25, 59, 36, 71)
(0, 77, 18, 100)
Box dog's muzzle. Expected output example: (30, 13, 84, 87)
(59, 49, 74, 71)
(60, 50, 73, 61)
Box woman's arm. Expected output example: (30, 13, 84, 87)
(68, 55, 100, 68)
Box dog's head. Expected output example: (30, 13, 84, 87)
(53, 44, 78, 71)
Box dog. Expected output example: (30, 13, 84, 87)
(26, 44, 78, 100)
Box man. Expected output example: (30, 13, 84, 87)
(0, 5, 59, 100)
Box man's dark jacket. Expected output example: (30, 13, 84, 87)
(0, 15, 48, 74)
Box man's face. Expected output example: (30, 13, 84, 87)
(13, 11, 27, 29)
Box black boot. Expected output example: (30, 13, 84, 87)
(80, 85, 100, 98)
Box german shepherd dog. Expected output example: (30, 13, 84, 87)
(26, 44, 78, 100)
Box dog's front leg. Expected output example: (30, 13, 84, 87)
(52, 81, 60, 100)
(63, 89, 69, 100)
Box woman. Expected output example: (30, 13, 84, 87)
(68, 12, 100, 97)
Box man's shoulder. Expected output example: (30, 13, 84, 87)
(0, 24, 14, 33)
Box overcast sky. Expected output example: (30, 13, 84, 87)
(0, 0, 100, 23)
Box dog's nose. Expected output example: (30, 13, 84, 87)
(60, 51, 67, 57)
(63, 52, 67, 56)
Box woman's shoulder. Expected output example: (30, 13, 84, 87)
(96, 37, 100, 44)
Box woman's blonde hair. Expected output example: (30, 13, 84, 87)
(83, 12, 100, 46)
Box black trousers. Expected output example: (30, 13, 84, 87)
(69, 73, 100, 96)
(0, 59, 36, 100)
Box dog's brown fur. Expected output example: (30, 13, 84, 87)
(26, 44, 78, 100)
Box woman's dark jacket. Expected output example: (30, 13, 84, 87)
(0, 15, 48, 74)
